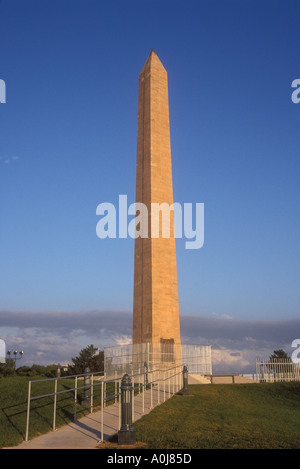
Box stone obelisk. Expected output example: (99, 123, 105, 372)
(133, 51, 181, 354)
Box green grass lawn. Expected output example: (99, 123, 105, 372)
(133, 383, 300, 449)
(2, 378, 300, 449)
(0, 375, 108, 448)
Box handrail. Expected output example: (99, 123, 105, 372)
(25, 371, 104, 442)
(25, 364, 185, 443)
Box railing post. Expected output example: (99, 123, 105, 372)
(179, 365, 182, 390)
(172, 371, 174, 395)
(260, 362, 265, 383)
(118, 379, 121, 429)
(74, 376, 78, 421)
(118, 374, 136, 445)
(91, 373, 94, 412)
(25, 380, 31, 442)
(138, 368, 141, 394)
(150, 372, 153, 408)
(132, 376, 135, 422)
(101, 380, 104, 442)
(53, 378, 57, 431)
(182, 365, 189, 395)
(82, 367, 91, 408)
(144, 361, 148, 388)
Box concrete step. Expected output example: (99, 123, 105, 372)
(188, 374, 211, 385)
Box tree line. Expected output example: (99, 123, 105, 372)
(0, 346, 292, 378)
(0, 344, 104, 378)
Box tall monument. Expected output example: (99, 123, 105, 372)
(132, 51, 181, 359)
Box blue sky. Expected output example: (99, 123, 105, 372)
(0, 0, 300, 369)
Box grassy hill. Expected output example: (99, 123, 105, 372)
(0, 375, 103, 448)
(133, 382, 300, 449)
(1, 377, 300, 449)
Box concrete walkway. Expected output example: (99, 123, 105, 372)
(5, 387, 169, 449)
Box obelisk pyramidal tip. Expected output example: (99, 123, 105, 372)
(140, 49, 166, 74)
(133, 51, 181, 351)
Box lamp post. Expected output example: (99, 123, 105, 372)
(182, 365, 189, 395)
(7, 350, 24, 370)
(82, 366, 91, 408)
(118, 374, 136, 445)
(144, 361, 148, 388)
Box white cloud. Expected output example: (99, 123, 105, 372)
(221, 314, 233, 320)
(1, 156, 19, 164)
(0, 310, 298, 373)
(114, 335, 132, 346)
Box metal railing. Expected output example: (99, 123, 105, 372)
(256, 358, 300, 383)
(25, 370, 104, 442)
(104, 342, 212, 375)
(25, 364, 184, 443)
(99, 364, 183, 442)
